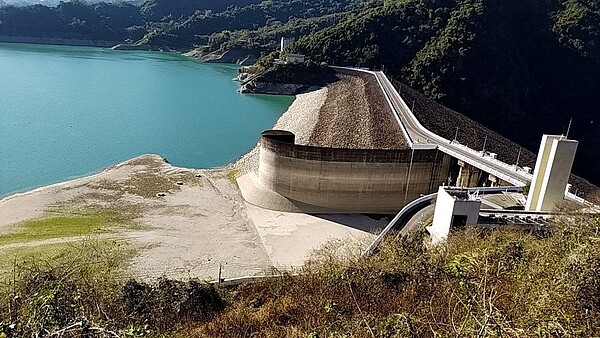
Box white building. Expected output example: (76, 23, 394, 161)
(526, 134, 578, 212)
(428, 187, 481, 244)
(285, 53, 305, 64)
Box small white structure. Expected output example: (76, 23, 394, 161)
(526, 134, 578, 212)
(280, 37, 293, 52)
(285, 53, 305, 64)
(428, 187, 481, 244)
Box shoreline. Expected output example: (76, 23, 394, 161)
(0, 84, 386, 281)
(1, 86, 327, 203)
(0, 36, 120, 48)
(0, 154, 166, 204)
(0, 39, 240, 62)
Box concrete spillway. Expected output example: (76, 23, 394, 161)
(238, 130, 451, 213)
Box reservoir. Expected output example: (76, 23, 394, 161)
(0, 43, 294, 198)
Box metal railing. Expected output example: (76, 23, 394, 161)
(363, 192, 437, 257)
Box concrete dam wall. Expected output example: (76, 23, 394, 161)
(238, 130, 452, 213)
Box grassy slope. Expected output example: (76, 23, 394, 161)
(192, 208, 600, 337)
(2, 204, 598, 337)
(0, 212, 135, 246)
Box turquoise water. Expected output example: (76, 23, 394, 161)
(0, 43, 294, 198)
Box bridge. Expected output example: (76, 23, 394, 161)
(371, 71, 533, 186)
(371, 70, 594, 205)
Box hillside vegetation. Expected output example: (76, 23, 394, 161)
(294, 0, 600, 185)
(0, 0, 356, 48)
(2, 204, 600, 337)
(1, 0, 599, 186)
(0, 1, 143, 42)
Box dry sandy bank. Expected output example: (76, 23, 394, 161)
(0, 81, 389, 281)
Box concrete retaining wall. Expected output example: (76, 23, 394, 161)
(247, 130, 451, 213)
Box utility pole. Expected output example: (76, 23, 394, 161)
(454, 126, 459, 142)
(565, 118, 573, 139)
(404, 148, 415, 205)
(515, 147, 522, 167)
(482, 136, 488, 154)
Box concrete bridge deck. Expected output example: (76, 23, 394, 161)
(358, 67, 592, 208)
(372, 70, 533, 186)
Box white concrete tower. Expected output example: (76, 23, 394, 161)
(280, 37, 292, 52)
(428, 187, 481, 244)
(526, 134, 578, 212)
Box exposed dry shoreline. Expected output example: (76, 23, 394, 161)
(0, 76, 387, 281)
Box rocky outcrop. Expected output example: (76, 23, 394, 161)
(239, 81, 320, 95)
(185, 48, 258, 66)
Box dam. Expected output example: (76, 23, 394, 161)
(237, 68, 530, 214)
(238, 130, 451, 213)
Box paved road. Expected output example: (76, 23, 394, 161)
(373, 71, 532, 186)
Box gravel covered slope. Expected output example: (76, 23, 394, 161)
(308, 70, 409, 149)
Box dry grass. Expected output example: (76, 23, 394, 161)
(190, 210, 600, 337)
(0, 239, 223, 338)
(2, 204, 599, 337)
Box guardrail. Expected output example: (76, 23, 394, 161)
(362, 185, 524, 257)
(446, 141, 533, 178)
(374, 70, 531, 186)
(372, 71, 414, 146)
(363, 192, 437, 257)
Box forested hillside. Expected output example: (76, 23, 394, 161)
(140, 0, 357, 49)
(0, 0, 356, 48)
(0, 2, 143, 42)
(1, 0, 598, 183)
(295, 0, 600, 184)
(138, 0, 260, 22)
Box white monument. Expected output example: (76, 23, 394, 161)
(526, 134, 578, 212)
(280, 37, 293, 52)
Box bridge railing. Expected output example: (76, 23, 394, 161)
(363, 192, 437, 257)
(438, 144, 527, 186)
(372, 72, 414, 146)
(376, 71, 530, 185)
(445, 142, 533, 181)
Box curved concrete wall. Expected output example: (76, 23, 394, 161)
(250, 130, 451, 213)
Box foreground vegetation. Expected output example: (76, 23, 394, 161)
(1, 202, 599, 337)
(0, 239, 224, 338)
